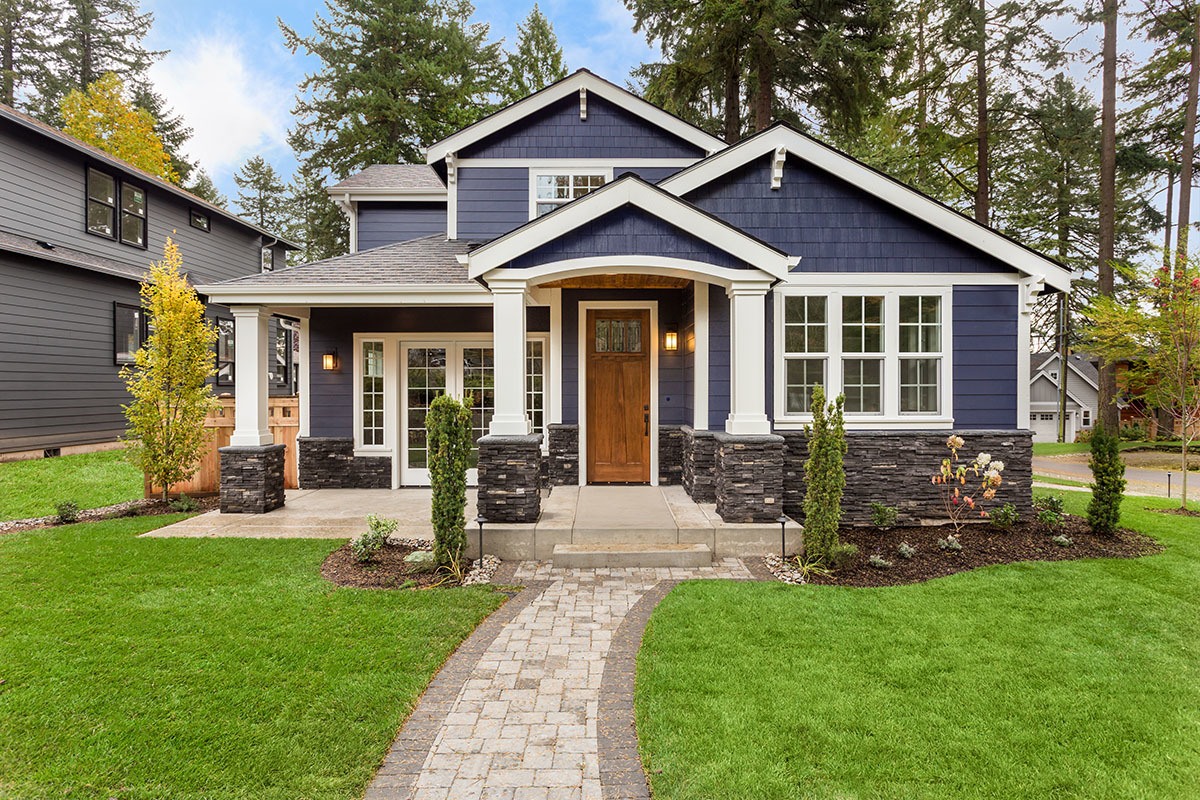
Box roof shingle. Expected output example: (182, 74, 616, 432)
(328, 165, 446, 192)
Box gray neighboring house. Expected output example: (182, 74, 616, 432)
(1029, 351, 1099, 443)
(0, 103, 296, 460)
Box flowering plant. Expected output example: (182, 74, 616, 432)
(931, 435, 1005, 537)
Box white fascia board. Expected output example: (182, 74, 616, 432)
(195, 283, 492, 307)
(466, 178, 794, 280)
(660, 127, 1074, 294)
(458, 157, 698, 168)
(424, 71, 727, 164)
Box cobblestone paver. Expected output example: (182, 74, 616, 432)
(365, 559, 752, 800)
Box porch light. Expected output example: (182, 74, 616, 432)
(664, 328, 679, 352)
(322, 349, 338, 371)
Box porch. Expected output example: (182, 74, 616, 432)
(144, 484, 803, 561)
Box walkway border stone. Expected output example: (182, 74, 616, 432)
(364, 580, 554, 800)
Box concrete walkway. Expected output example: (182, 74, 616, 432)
(366, 561, 755, 800)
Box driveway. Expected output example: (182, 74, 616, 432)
(1033, 454, 1198, 500)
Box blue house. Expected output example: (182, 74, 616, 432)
(199, 70, 1071, 527)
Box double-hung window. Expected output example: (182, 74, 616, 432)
(119, 184, 147, 247)
(114, 302, 146, 364)
(898, 296, 941, 414)
(782, 296, 827, 414)
(531, 171, 608, 218)
(87, 167, 147, 247)
(841, 296, 885, 413)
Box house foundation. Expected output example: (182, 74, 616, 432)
(219, 444, 286, 513)
(297, 437, 391, 489)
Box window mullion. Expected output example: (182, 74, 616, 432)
(884, 292, 899, 418)
(829, 291, 842, 404)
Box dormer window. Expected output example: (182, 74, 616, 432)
(531, 170, 609, 218)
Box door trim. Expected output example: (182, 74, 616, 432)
(577, 300, 658, 486)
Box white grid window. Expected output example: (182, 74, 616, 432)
(362, 341, 385, 446)
(527, 340, 545, 436)
(842, 296, 883, 413)
(899, 296, 941, 414)
(534, 173, 606, 217)
(782, 296, 827, 413)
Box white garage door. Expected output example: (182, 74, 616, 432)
(1031, 412, 1059, 442)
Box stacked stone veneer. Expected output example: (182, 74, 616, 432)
(546, 424, 579, 486)
(779, 430, 1034, 525)
(477, 434, 543, 523)
(658, 425, 685, 485)
(682, 427, 717, 502)
(219, 444, 286, 513)
(714, 432, 785, 522)
(297, 437, 391, 489)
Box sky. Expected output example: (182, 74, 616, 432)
(142, 0, 658, 200)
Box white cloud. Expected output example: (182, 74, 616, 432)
(559, 0, 655, 84)
(148, 31, 293, 177)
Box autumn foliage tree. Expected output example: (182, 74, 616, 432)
(121, 238, 218, 500)
(61, 72, 178, 182)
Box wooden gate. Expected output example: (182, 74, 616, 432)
(145, 396, 300, 497)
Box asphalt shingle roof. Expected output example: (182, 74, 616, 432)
(1032, 351, 1100, 385)
(213, 234, 475, 286)
(0, 229, 147, 281)
(328, 165, 446, 192)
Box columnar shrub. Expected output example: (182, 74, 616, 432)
(1087, 423, 1126, 535)
(803, 386, 847, 566)
(427, 394, 472, 570)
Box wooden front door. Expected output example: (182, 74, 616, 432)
(586, 309, 651, 483)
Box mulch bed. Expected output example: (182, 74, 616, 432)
(0, 495, 219, 535)
(322, 542, 456, 590)
(807, 515, 1162, 588)
(1151, 507, 1200, 517)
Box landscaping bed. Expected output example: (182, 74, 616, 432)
(322, 539, 501, 589)
(0, 495, 217, 534)
(806, 516, 1161, 588)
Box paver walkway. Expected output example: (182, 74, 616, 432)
(366, 560, 754, 800)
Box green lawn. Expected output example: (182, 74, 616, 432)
(1032, 473, 1092, 488)
(0, 515, 505, 799)
(1032, 440, 1183, 456)
(0, 449, 143, 521)
(636, 493, 1199, 799)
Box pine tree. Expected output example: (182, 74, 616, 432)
(186, 169, 226, 207)
(1087, 424, 1126, 535)
(131, 83, 195, 184)
(803, 386, 849, 567)
(233, 155, 287, 232)
(279, 0, 503, 178)
(0, 0, 60, 110)
(61, 72, 177, 181)
(501, 5, 567, 104)
(284, 161, 348, 265)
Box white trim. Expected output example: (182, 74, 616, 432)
(1017, 278, 1040, 431)
(659, 126, 1074, 293)
(779, 272, 1022, 287)
(527, 166, 613, 221)
(229, 305, 274, 447)
(693, 282, 709, 430)
(548, 288, 563, 424)
(352, 335, 391, 456)
(456, 158, 698, 168)
(579, 86, 587, 120)
(726, 285, 772, 435)
(466, 177, 795, 280)
(425, 71, 726, 163)
(298, 317, 311, 437)
(577, 300, 659, 487)
(484, 259, 777, 292)
(196, 284, 492, 306)
(447, 176, 458, 239)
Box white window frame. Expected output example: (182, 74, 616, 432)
(528, 165, 613, 220)
(354, 337, 391, 454)
(773, 285, 953, 429)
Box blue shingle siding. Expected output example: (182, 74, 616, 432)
(456, 167, 528, 240)
(614, 166, 682, 183)
(510, 206, 751, 270)
(460, 94, 705, 160)
(708, 283, 730, 429)
(685, 153, 1016, 274)
(952, 285, 1018, 429)
(357, 202, 446, 249)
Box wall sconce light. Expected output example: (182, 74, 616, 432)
(664, 328, 679, 352)
(322, 349, 338, 371)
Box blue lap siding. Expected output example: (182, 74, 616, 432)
(708, 283, 731, 430)
(357, 202, 446, 249)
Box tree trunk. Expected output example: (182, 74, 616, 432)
(974, 0, 989, 225)
(1, 17, 13, 107)
(723, 52, 740, 144)
(1164, 168, 1175, 270)
(1176, 9, 1200, 265)
(753, 50, 773, 132)
(1057, 166, 1070, 443)
(916, 2, 929, 187)
(1098, 0, 1121, 431)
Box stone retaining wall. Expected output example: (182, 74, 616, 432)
(219, 444, 286, 513)
(682, 427, 717, 503)
(477, 434, 543, 523)
(658, 425, 685, 485)
(297, 437, 391, 489)
(714, 432, 785, 523)
(546, 424, 579, 486)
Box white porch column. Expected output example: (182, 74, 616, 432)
(725, 282, 772, 436)
(229, 305, 274, 446)
(489, 281, 532, 435)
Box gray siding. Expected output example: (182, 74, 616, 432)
(456, 167, 528, 240)
(952, 286, 1018, 429)
(685, 152, 1018, 273)
(460, 94, 705, 160)
(708, 283, 730, 429)
(357, 202, 446, 250)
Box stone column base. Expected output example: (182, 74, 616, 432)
(547, 424, 579, 486)
(714, 432, 785, 523)
(658, 425, 685, 485)
(219, 443, 286, 513)
(682, 427, 717, 503)
(477, 434, 543, 523)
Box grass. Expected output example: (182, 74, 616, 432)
(1032, 473, 1092, 488)
(636, 492, 1200, 799)
(0, 515, 505, 799)
(0, 449, 143, 521)
(1032, 440, 1184, 456)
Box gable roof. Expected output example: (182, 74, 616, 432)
(1031, 352, 1100, 390)
(327, 164, 446, 195)
(424, 70, 727, 165)
(0, 103, 299, 248)
(659, 122, 1074, 293)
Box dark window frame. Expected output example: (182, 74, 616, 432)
(270, 323, 294, 388)
(215, 317, 235, 386)
(85, 164, 150, 249)
(189, 207, 211, 233)
(113, 302, 148, 365)
(118, 181, 149, 249)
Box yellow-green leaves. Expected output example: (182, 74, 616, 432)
(61, 72, 179, 183)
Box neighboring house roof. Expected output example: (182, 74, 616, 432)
(327, 164, 447, 196)
(1031, 351, 1100, 390)
(0, 102, 299, 248)
(0, 229, 147, 282)
(659, 123, 1074, 293)
(1030, 372, 1090, 410)
(424, 69, 727, 164)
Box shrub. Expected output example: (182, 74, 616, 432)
(828, 542, 858, 570)
(1087, 424, 1126, 535)
(169, 493, 200, 513)
(938, 535, 962, 552)
(1076, 428, 1094, 443)
(869, 502, 899, 529)
(351, 514, 396, 563)
(897, 541, 917, 559)
(1119, 422, 1145, 442)
(427, 394, 472, 573)
(1034, 494, 1066, 528)
(991, 503, 1020, 530)
(931, 436, 1005, 534)
(868, 554, 893, 569)
(790, 554, 833, 580)
(54, 501, 80, 524)
(802, 386, 847, 566)
(1052, 534, 1074, 547)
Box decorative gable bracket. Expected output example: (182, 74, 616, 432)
(771, 146, 787, 190)
(579, 87, 587, 120)
(1020, 276, 1046, 315)
(445, 152, 457, 185)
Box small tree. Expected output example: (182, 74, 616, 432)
(122, 238, 218, 499)
(427, 394, 472, 572)
(1087, 424, 1126, 535)
(803, 386, 847, 566)
(61, 72, 178, 182)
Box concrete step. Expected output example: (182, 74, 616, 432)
(551, 542, 712, 568)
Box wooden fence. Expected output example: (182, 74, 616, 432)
(145, 396, 300, 497)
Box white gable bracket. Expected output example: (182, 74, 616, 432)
(445, 152, 457, 185)
(771, 146, 786, 190)
(579, 87, 587, 120)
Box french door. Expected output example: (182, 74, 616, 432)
(401, 341, 495, 485)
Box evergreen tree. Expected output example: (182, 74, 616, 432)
(233, 155, 287, 232)
(61, 72, 177, 181)
(1087, 424, 1126, 535)
(0, 0, 60, 110)
(802, 386, 848, 567)
(186, 168, 226, 207)
(279, 0, 503, 178)
(131, 83, 195, 183)
(284, 161, 348, 265)
(501, 5, 567, 104)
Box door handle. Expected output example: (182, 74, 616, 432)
(644, 412, 650, 436)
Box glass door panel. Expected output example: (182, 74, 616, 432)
(462, 346, 495, 468)
(405, 347, 447, 469)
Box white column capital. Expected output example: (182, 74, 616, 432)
(727, 280, 773, 298)
(229, 304, 270, 318)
